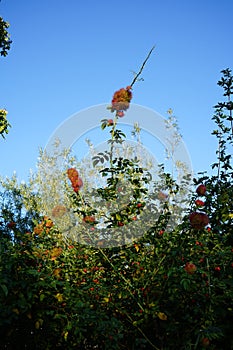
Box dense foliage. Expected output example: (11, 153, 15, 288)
(0, 68, 232, 349)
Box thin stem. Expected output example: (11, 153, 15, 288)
(98, 247, 145, 312)
(143, 254, 166, 290)
(109, 114, 118, 167)
(126, 312, 161, 350)
(206, 257, 212, 313)
(230, 109, 233, 136)
(227, 95, 233, 137)
(136, 326, 161, 350)
(130, 46, 155, 88)
(217, 132, 222, 181)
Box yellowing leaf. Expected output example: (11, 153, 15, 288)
(12, 308, 19, 315)
(103, 297, 109, 303)
(35, 321, 40, 329)
(51, 247, 63, 260)
(55, 293, 63, 302)
(35, 319, 43, 329)
(148, 302, 156, 308)
(158, 312, 167, 321)
(229, 213, 233, 218)
(53, 268, 61, 277)
(116, 213, 121, 221)
(134, 244, 140, 252)
(27, 312, 32, 319)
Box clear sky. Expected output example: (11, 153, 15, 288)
(1, 0, 233, 182)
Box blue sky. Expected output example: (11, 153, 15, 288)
(1, 0, 233, 182)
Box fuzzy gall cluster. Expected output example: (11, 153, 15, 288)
(67, 168, 83, 192)
(111, 86, 132, 113)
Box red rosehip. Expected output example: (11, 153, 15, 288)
(184, 262, 197, 274)
(196, 184, 207, 196)
(107, 119, 114, 126)
(117, 111, 125, 117)
(189, 212, 209, 229)
(117, 221, 124, 226)
(201, 337, 210, 348)
(214, 266, 221, 271)
(195, 199, 205, 207)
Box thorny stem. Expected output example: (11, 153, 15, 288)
(130, 46, 155, 88)
(109, 45, 155, 168)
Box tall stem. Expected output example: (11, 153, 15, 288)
(109, 114, 118, 167)
(227, 95, 233, 137)
(130, 46, 155, 88)
(217, 132, 222, 181)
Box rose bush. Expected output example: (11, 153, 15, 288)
(0, 64, 232, 349)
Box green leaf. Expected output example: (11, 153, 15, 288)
(40, 294, 45, 302)
(93, 159, 99, 167)
(1, 284, 8, 296)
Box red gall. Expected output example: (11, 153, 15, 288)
(111, 86, 132, 112)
